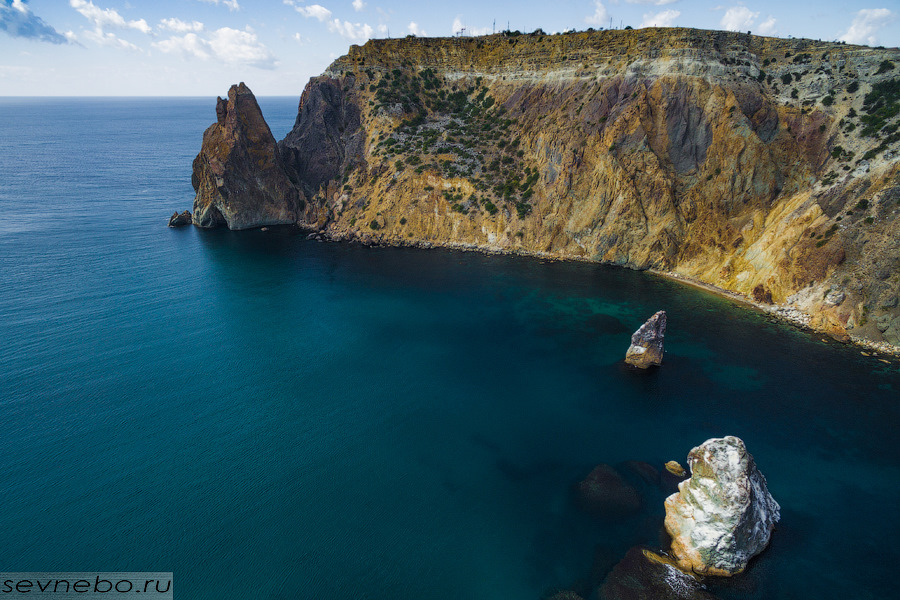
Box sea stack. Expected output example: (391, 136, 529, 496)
(664, 436, 780, 576)
(625, 311, 667, 368)
(191, 82, 304, 230)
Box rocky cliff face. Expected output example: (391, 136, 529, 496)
(191, 28, 900, 349)
(664, 436, 780, 576)
(191, 82, 305, 229)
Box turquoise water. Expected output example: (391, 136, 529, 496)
(1, 98, 898, 599)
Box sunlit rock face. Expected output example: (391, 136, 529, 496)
(192, 29, 900, 348)
(664, 436, 780, 576)
(625, 311, 666, 368)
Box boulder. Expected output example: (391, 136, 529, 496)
(664, 436, 780, 576)
(625, 311, 667, 368)
(664, 461, 686, 477)
(191, 82, 305, 230)
(599, 547, 719, 600)
(167, 210, 192, 227)
(575, 464, 642, 516)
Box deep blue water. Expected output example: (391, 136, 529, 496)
(0, 97, 898, 599)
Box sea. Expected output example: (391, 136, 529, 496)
(0, 97, 898, 599)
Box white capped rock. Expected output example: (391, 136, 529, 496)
(664, 436, 780, 576)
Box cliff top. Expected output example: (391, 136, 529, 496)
(327, 27, 899, 76)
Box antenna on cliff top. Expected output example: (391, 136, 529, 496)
(493, 19, 496, 34)
(456, 27, 466, 37)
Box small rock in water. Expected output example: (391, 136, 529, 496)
(168, 210, 192, 227)
(664, 460, 686, 477)
(664, 436, 780, 576)
(625, 311, 667, 368)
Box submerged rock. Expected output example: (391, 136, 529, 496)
(625, 311, 667, 368)
(575, 464, 642, 516)
(599, 547, 719, 600)
(167, 210, 192, 227)
(664, 436, 780, 576)
(546, 592, 585, 600)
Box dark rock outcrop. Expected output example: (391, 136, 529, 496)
(625, 311, 667, 368)
(575, 464, 642, 516)
(279, 76, 366, 198)
(191, 82, 304, 230)
(168, 210, 192, 227)
(599, 547, 720, 600)
(664, 436, 780, 576)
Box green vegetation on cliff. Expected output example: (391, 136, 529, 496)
(192, 28, 900, 349)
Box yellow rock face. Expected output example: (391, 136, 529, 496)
(245, 28, 900, 348)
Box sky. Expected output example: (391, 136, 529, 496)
(1, 0, 898, 96)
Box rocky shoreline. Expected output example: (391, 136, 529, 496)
(652, 270, 900, 360)
(184, 28, 900, 360)
(295, 223, 900, 361)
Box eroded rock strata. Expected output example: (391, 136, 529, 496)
(191, 28, 900, 349)
(664, 436, 780, 576)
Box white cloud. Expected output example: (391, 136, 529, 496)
(585, 1, 609, 27)
(153, 26, 276, 68)
(159, 18, 204, 33)
(293, 32, 305, 43)
(627, 0, 678, 5)
(757, 16, 776, 36)
(154, 32, 210, 59)
(0, 65, 33, 78)
(328, 19, 373, 41)
(720, 6, 758, 31)
(1, 0, 70, 44)
(451, 17, 491, 36)
(407, 21, 426, 36)
(352, 0, 366, 12)
(286, 1, 332, 21)
(840, 8, 895, 46)
(640, 9, 680, 27)
(199, 0, 240, 11)
(209, 27, 274, 67)
(84, 28, 139, 50)
(377, 23, 388, 35)
(69, 0, 151, 33)
(285, 1, 374, 41)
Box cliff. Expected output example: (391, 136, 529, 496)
(191, 28, 900, 349)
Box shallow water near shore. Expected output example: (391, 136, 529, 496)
(1, 97, 899, 599)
